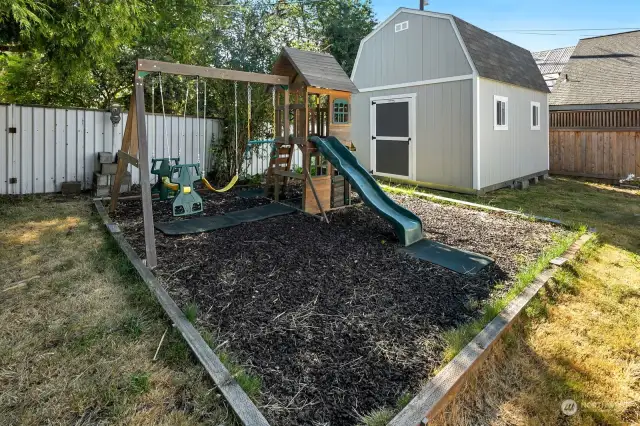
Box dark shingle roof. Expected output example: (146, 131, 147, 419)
(453, 16, 549, 93)
(550, 31, 640, 105)
(273, 47, 358, 93)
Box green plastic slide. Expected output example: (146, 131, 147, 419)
(310, 136, 423, 246)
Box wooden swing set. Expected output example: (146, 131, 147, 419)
(109, 59, 289, 268)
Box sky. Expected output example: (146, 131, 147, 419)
(370, 0, 640, 52)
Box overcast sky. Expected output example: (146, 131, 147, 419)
(371, 0, 640, 52)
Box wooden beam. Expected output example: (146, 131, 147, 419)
(307, 87, 353, 97)
(93, 201, 271, 426)
(117, 150, 139, 168)
(110, 93, 137, 213)
(137, 59, 289, 86)
(135, 73, 158, 268)
(273, 170, 305, 179)
(305, 169, 329, 223)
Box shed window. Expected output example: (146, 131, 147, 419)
(494, 95, 508, 130)
(395, 21, 409, 32)
(333, 99, 349, 124)
(531, 101, 540, 130)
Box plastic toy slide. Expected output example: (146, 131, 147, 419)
(309, 136, 423, 246)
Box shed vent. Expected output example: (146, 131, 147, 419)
(395, 21, 409, 33)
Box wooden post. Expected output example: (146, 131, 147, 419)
(282, 87, 290, 188)
(110, 94, 137, 213)
(135, 73, 158, 268)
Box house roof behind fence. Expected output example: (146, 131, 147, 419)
(551, 30, 640, 105)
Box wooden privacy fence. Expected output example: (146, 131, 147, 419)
(549, 109, 640, 179)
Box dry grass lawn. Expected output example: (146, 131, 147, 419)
(0, 196, 233, 425)
(385, 178, 640, 425)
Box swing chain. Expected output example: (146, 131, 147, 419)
(234, 81, 238, 175)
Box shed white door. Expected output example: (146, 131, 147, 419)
(370, 95, 416, 180)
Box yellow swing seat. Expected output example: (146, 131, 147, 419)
(201, 175, 239, 193)
(161, 176, 179, 192)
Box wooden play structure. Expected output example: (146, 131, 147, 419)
(267, 47, 359, 216)
(108, 48, 359, 267)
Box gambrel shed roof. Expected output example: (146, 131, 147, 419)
(352, 8, 549, 94)
(452, 16, 549, 93)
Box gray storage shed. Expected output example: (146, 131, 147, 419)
(351, 8, 550, 193)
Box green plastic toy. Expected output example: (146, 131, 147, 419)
(169, 164, 203, 216)
(151, 157, 180, 200)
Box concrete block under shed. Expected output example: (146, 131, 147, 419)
(93, 171, 131, 187)
(98, 152, 114, 164)
(61, 181, 82, 195)
(529, 176, 539, 185)
(515, 179, 529, 190)
(101, 162, 118, 175)
(93, 183, 130, 197)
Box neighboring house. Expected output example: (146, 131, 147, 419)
(350, 8, 550, 194)
(549, 31, 640, 180)
(532, 46, 575, 91)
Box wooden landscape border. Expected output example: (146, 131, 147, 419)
(389, 232, 593, 425)
(379, 184, 571, 228)
(93, 200, 270, 426)
(95, 185, 589, 426)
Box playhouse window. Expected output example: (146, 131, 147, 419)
(531, 101, 540, 130)
(494, 95, 508, 130)
(333, 99, 349, 124)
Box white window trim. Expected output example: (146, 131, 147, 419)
(494, 95, 508, 131)
(531, 101, 541, 130)
(394, 21, 409, 33)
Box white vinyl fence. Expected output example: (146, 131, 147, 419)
(242, 142, 303, 177)
(0, 103, 222, 195)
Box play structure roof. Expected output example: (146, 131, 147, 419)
(272, 47, 358, 93)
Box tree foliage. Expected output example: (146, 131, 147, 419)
(0, 0, 376, 180)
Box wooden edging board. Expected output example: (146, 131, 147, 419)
(93, 200, 270, 426)
(379, 184, 573, 228)
(389, 232, 593, 426)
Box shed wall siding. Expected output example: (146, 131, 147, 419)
(478, 78, 549, 188)
(352, 12, 472, 89)
(352, 80, 473, 189)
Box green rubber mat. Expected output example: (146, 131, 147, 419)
(155, 215, 240, 235)
(399, 239, 494, 275)
(226, 203, 296, 222)
(155, 203, 296, 235)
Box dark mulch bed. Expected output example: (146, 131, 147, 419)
(111, 191, 568, 425)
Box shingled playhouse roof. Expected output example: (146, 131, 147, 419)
(451, 15, 549, 93)
(550, 30, 640, 106)
(272, 47, 358, 93)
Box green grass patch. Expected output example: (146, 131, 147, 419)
(183, 303, 198, 324)
(441, 229, 584, 362)
(358, 391, 415, 426)
(128, 372, 151, 395)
